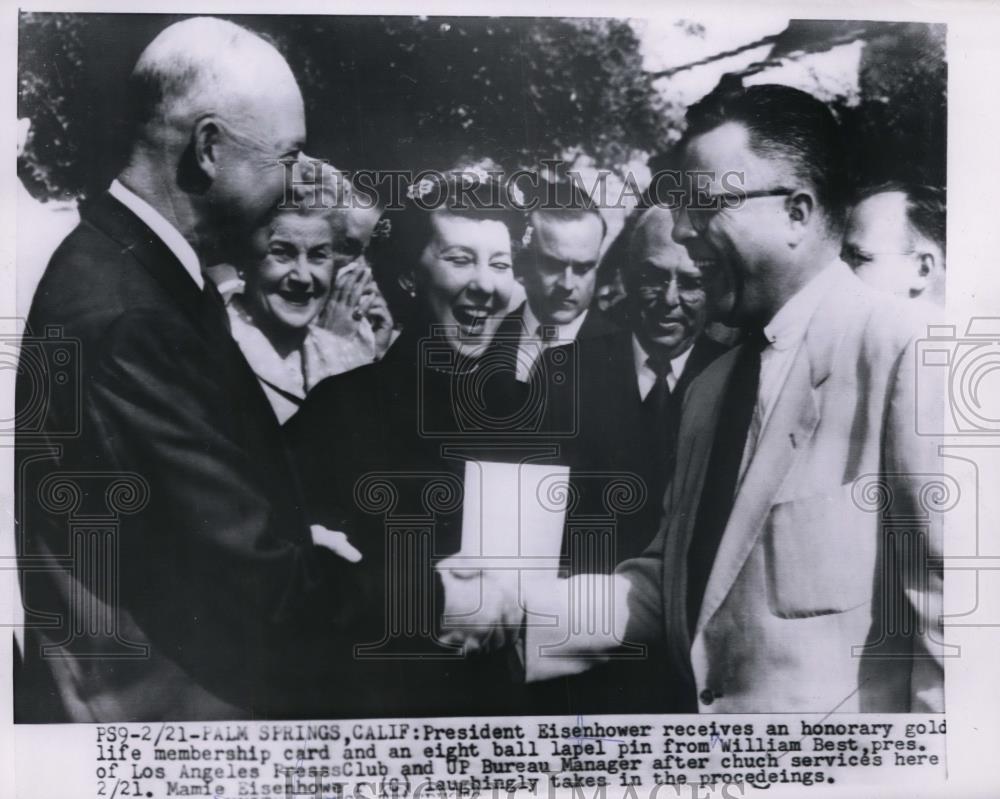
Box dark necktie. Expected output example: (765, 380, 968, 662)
(685, 328, 768, 633)
(640, 355, 676, 494)
(643, 355, 674, 417)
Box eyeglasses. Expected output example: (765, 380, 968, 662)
(672, 188, 795, 233)
(840, 245, 917, 269)
(634, 275, 705, 304)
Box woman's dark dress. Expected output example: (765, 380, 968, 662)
(285, 329, 564, 718)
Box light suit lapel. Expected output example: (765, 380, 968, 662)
(690, 265, 855, 637)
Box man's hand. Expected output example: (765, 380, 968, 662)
(436, 557, 523, 654)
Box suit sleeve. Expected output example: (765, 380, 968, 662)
(886, 334, 945, 712)
(85, 310, 381, 710)
(523, 514, 665, 682)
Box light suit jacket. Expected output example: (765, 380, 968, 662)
(526, 264, 945, 713)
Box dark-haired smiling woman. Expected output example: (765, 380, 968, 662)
(285, 172, 539, 717)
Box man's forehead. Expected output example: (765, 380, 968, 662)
(681, 121, 783, 186)
(532, 212, 603, 250)
(848, 192, 911, 242)
(631, 208, 690, 268)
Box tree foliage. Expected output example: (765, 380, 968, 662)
(835, 22, 947, 188)
(18, 13, 671, 200)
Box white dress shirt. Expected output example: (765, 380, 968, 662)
(514, 304, 590, 382)
(737, 262, 844, 485)
(631, 335, 694, 400)
(108, 179, 203, 289)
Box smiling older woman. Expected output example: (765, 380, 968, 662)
(224, 162, 391, 422)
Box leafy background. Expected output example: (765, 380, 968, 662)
(18, 14, 945, 202)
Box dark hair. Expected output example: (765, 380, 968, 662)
(366, 171, 527, 320)
(522, 172, 607, 237)
(680, 83, 848, 232)
(513, 172, 607, 282)
(854, 181, 946, 255)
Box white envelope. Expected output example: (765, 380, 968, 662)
(456, 460, 569, 577)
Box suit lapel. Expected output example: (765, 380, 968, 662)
(578, 306, 618, 340)
(660, 350, 734, 674)
(693, 344, 820, 632)
(81, 191, 206, 329)
(692, 267, 855, 636)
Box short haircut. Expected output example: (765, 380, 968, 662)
(680, 83, 849, 232)
(126, 17, 290, 142)
(854, 181, 946, 255)
(522, 173, 607, 238)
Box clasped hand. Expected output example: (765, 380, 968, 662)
(436, 556, 524, 655)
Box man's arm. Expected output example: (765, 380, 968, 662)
(886, 333, 945, 712)
(519, 520, 666, 682)
(83, 310, 381, 706)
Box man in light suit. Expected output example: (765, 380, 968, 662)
(15, 18, 383, 721)
(488, 84, 945, 713)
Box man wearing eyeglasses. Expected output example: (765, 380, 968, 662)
(842, 181, 946, 306)
(466, 84, 945, 715)
(618, 204, 729, 515)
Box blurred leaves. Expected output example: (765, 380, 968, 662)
(834, 22, 947, 187)
(18, 13, 946, 202)
(18, 13, 670, 200)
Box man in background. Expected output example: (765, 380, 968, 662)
(618, 204, 728, 512)
(496, 177, 612, 382)
(841, 181, 945, 305)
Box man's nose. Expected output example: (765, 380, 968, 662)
(663, 277, 680, 307)
(671, 206, 696, 244)
(556, 264, 575, 289)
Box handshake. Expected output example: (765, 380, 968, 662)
(435, 555, 528, 655)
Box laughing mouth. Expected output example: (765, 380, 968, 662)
(277, 289, 318, 307)
(453, 306, 490, 333)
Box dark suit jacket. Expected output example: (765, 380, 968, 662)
(285, 329, 554, 718)
(15, 192, 379, 722)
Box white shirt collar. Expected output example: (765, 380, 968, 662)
(521, 302, 589, 344)
(108, 179, 204, 289)
(632, 334, 694, 400)
(762, 261, 842, 351)
(513, 304, 590, 382)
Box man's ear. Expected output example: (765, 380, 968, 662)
(785, 190, 814, 246)
(192, 117, 221, 181)
(909, 251, 936, 298)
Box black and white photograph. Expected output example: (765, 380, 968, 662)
(3, 2, 999, 797)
